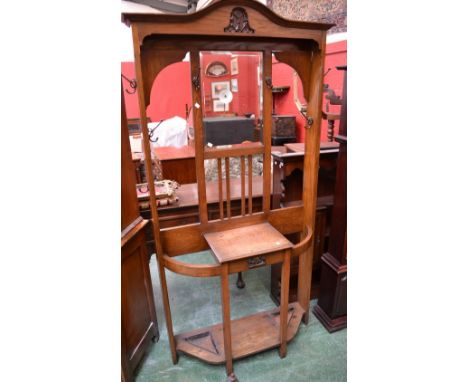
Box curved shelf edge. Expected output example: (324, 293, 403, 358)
(175, 302, 305, 364)
(163, 255, 221, 277)
(292, 224, 313, 257)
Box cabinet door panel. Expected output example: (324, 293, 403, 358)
(122, 230, 158, 372)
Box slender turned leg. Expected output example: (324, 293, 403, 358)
(279, 249, 291, 358)
(157, 264, 178, 364)
(327, 119, 335, 142)
(236, 272, 245, 289)
(221, 264, 234, 375)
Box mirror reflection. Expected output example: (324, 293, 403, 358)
(199, 51, 263, 147)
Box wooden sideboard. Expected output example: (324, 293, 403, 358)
(270, 142, 339, 305)
(272, 114, 296, 146)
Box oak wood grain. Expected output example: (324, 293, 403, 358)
(204, 222, 293, 263)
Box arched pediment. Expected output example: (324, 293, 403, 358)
(123, 0, 333, 48)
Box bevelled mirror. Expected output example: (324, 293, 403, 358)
(199, 51, 263, 148)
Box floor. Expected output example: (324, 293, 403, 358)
(135, 251, 347, 382)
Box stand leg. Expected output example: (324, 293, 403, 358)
(236, 272, 245, 289)
(279, 249, 291, 358)
(221, 264, 233, 375)
(158, 264, 178, 364)
(297, 246, 313, 324)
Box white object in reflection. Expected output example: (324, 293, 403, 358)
(218, 89, 233, 104)
(148, 116, 188, 147)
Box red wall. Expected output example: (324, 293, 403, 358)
(121, 61, 192, 122)
(272, 58, 306, 142)
(199, 52, 261, 118)
(321, 40, 347, 140)
(121, 40, 347, 141)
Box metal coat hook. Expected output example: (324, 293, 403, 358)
(300, 109, 314, 129)
(121, 74, 137, 94)
(192, 72, 200, 90)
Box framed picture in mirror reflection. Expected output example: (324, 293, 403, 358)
(211, 81, 230, 99)
(213, 100, 229, 112)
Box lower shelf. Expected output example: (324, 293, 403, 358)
(175, 302, 305, 364)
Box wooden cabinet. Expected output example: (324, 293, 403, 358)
(313, 66, 347, 332)
(272, 114, 296, 145)
(122, 226, 159, 371)
(154, 146, 197, 184)
(121, 85, 159, 381)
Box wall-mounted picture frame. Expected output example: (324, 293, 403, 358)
(231, 78, 238, 92)
(213, 100, 228, 112)
(231, 57, 239, 75)
(211, 81, 230, 99)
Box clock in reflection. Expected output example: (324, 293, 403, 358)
(205, 61, 229, 77)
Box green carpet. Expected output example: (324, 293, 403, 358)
(135, 251, 346, 382)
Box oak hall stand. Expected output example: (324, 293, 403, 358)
(123, 1, 333, 379)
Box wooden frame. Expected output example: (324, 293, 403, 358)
(123, 1, 333, 379)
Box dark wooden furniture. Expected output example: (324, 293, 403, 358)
(121, 86, 159, 382)
(313, 66, 347, 332)
(272, 114, 296, 145)
(154, 146, 196, 184)
(323, 81, 343, 142)
(203, 116, 256, 146)
(123, 2, 333, 378)
(270, 142, 339, 305)
(322, 111, 340, 142)
(272, 142, 339, 209)
(132, 145, 197, 185)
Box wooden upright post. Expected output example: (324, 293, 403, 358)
(279, 249, 291, 358)
(297, 34, 327, 324)
(221, 264, 233, 375)
(131, 25, 178, 363)
(190, 50, 209, 224)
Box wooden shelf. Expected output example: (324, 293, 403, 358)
(175, 302, 304, 364)
(204, 222, 293, 263)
